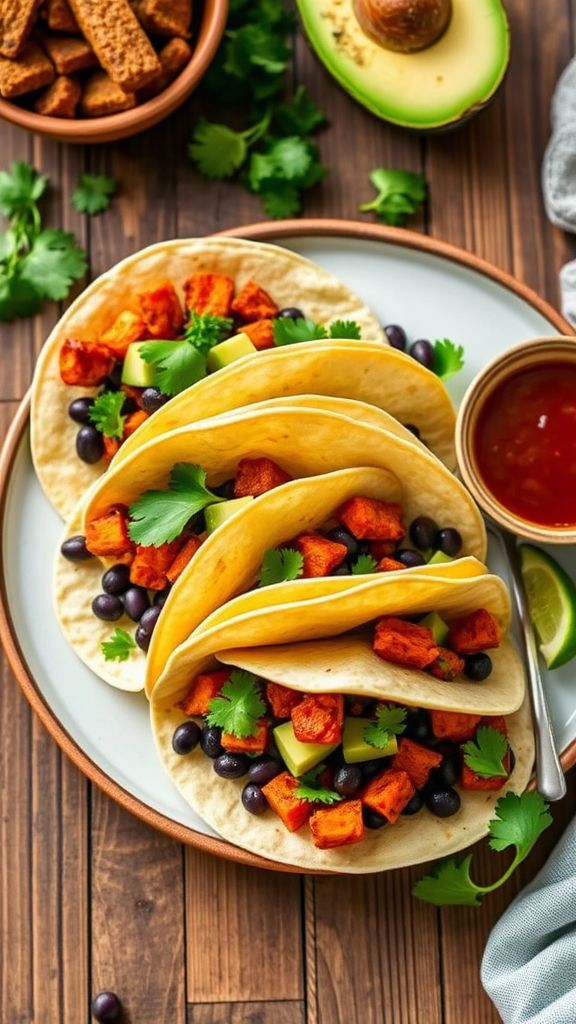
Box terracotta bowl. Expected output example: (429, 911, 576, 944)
(0, 0, 228, 144)
(456, 336, 576, 544)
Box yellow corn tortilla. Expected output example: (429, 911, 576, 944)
(31, 237, 385, 520)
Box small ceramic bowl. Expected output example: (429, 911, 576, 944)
(0, 0, 228, 144)
(456, 336, 576, 544)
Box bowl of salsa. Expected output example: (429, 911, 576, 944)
(456, 337, 576, 543)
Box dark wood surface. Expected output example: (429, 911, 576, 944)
(2, 3, 576, 1021)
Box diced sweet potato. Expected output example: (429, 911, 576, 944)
(129, 540, 183, 590)
(101, 309, 147, 359)
(222, 719, 269, 754)
(373, 617, 439, 670)
(34, 74, 81, 117)
(336, 497, 405, 542)
(120, 384, 145, 409)
(261, 771, 312, 832)
(183, 272, 234, 317)
(242, 319, 275, 351)
(429, 647, 466, 681)
(233, 457, 292, 498)
(430, 710, 482, 743)
(362, 768, 415, 823)
(392, 738, 442, 789)
(123, 410, 149, 438)
(377, 557, 406, 573)
(59, 339, 113, 386)
(370, 540, 396, 560)
(265, 682, 302, 719)
(231, 280, 279, 321)
(179, 670, 229, 716)
(310, 799, 365, 850)
(460, 755, 510, 792)
(138, 282, 184, 339)
(165, 535, 202, 584)
(481, 715, 508, 737)
(295, 533, 347, 578)
(86, 508, 134, 558)
(448, 608, 501, 654)
(291, 694, 344, 745)
(102, 436, 121, 463)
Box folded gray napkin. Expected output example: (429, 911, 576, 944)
(481, 817, 576, 1023)
(542, 54, 576, 325)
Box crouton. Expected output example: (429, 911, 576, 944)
(101, 310, 146, 359)
(310, 800, 365, 850)
(0, 0, 42, 59)
(231, 280, 279, 321)
(296, 533, 347, 578)
(337, 496, 405, 542)
(138, 37, 192, 99)
(46, 0, 79, 33)
(448, 608, 501, 654)
(233, 457, 292, 498)
(0, 41, 54, 98)
(34, 74, 81, 117)
(165, 535, 202, 584)
(261, 772, 312, 832)
(41, 33, 97, 74)
(242, 319, 275, 351)
(86, 508, 134, 559)
(129, 540, 183, 590)
(291, 694, 344, 745)
(184, 272, 234, 317)
(222, 720, 269, 755)
(362, 768, 415, 823)
(392, 738, 442, 789)
(138, 282, 184, 339)
(59, 339, 113, 386)
(430, 710, 482, 743)
(80, 69, 136, 116)
(68, 0, 161, 91)
(373, 617, 439, 670)
(130, 0, 191, 37)
(180, 671, 229, 716)
(265, 682, 301, 720)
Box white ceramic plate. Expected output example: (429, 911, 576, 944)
(2, 222, 574, 863)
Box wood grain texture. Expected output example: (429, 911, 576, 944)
(188, 1000, 306, 1024)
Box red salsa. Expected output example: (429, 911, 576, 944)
(473, 362, 576, 528)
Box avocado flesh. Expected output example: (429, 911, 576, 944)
(428, 550, 453, 566)
(121, 341, 155, 387)
(296, 0, 509, 130)
(419, 611, 449, 645)
(204, 496, 254, 535)
(274, 721, 338, 778)
(207, 333, 257, 373)
(343, 717, 398, 764)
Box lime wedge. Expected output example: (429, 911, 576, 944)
(519, 544, 576, 669)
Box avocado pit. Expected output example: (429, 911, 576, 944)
(353, 0, 452, 53)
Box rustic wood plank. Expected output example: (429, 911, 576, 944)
(188, 1000, 306, 1024)
(185, 849, 304, 1003)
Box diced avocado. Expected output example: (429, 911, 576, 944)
(342, 717, 398, 764)
(419, 611, 449, 646)
(121, 341, 156, 387)
(206, 333, 257, 373)
(274, 721, 338, 778)
(428, 550, 454, 565)
(204, 496, 254, 535)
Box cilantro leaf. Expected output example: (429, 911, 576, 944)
(72, 174, 117, 216)
(0, 161, 47, 218)
(189, 122, 250, 179)
(257, 547, 304, 587)
(265, 136, 313, 182)
(273, 317, 328, 346)
(128, 463, 223, 546)
(89, 391, 126, 439)
(360, 168, 427, 226)
(19, 229, 86, 301)
(433, 339, 465, 380)
(412, 855, 483, 907)
(329, 320, 361, 340)
(224, 24, 290, 79)
(489, 791, 553, 860)
(351, 553, 378, 575)
(139, 340, 207, 396)
(260, 183, 301, 220)
(462, 726, 509, 779)
(206, 670, 265, 738)
(101, 628, 136, 662)
(275, 85, 326, 136)
(183, 312, 233, 355)
(364, 704, 407, 749)
(295, 764, 342, 805)
(0, 272, 42, 322)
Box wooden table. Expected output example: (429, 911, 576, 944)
(2, 3, 576, 1021)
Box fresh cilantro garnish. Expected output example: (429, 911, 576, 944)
(351, 553, 378, 575)
(433, 339, 465, 380)
(206, 670, 266, 738)
(88, 391, 126, 439)
(128, 463, 223, 546)
(413, 792, 553, 906)
(360, 168, 427, 227)
(19, 229, 86, 302)
(462, 727, 509, 779)
(183, 312, 233, 354)
(294, 765, 342, 805)
(72, 174, 117, 215)
(363, 704, 407, 749)
(273, 316, 328, 346)
(257, 547, 304, 587)
(139, 340, 207, 396)
(0, 160, 47, 218)
(275, 85, 326, 136)
(101, 628, 136, 662)
(329, 319, 362, 340)
(189, 118, 270, 179)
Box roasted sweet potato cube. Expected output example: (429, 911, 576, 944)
(222, 719, 269, 754)
(377, 557, 406, 573)
(291, 694, 344, 745)
(59, 339, 113, 386)
(336, 497, 405, 542)
(481, 715, 508, 737)
(362, 768, 415, 823)
(34, 74, 81, 117)
(101, 310, 146, 358)
(370, 540, 396, 560)
(231, 280, 279, 321)
(261, 771, 312, 832)
(310, 799, 365, 850)
(430, 710, 482, 743)
(86, 508, 134, 558)
(429, 647, 466, 681)
(460, 753, 510, 792)
(392, 738, 442, 789)
(102, 435, 121, 463)
(180, 670, 229, 716)
(233, 457, 292, 498)
(373, 617, 439, 670)
(138, 282, 184, 339)
(448, 608, 501, 654)
(296, 533, 347, 578)
(265, 682, 302, 720)
(166, 535, 202, 584)
(129, 540, 183, 590)
(242, 319, 275, 351)
(183, 273, 234, 317)
(123, 410, 149, 438)
(120, 384, 145, 409)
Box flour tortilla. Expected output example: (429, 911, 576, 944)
(31, 237, 385, 519)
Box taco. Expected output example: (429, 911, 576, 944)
(31, 237, 385, 520)
(55, 403, 486, 693)
(150, 573, 533, 873)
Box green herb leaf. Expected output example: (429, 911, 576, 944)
(351, 553, 378, 575)
(101, 627, 136, 662)
(189, 121, 250, 179)
(88, 391, 126, 439)
(72, 174, 117, 215)
(260, 183, 302, 219)
(363, 704, 407, 749)
(462, 726, 509, 779)
(295, 764, 343, 805)
(329, 320, 361, 340)
(128, 463, 223, 546)
(0, 160, 47, 218)
(257, 547, 304, 587)
(433, 338, 465, 380)
(360, 168, 427, 227)
(206, 670, 266, 738)
(412, 855, 483, 907)
(19, 229, 87, 301)
(273, 317, 328, 346)
(139, 340, 207, 396)
(183, 312, 233, 355)
(274, 85, 326, 135)
(0, 272, 42, 322)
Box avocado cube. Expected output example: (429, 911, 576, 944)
(206, 333, 257, 373)
(121, 341, 156, 388)
(274, 721, 338, 778)
(342, 717, 398, 764)
(419, 611, 449, 646)
(204, 496, 254, 535)
(427, 550, 454, 565)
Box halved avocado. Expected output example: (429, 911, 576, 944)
(296, 0, 509, 131)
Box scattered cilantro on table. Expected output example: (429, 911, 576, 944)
(295, 765, 342, 805)
(206, 670, 266, 738)
(72, 174, 117, 216)
(257, 548, 304, 587)
(462, 726, 509, 779)
(351, 553, 378, 575)
(273, 317, 362, 346)
(101, 628, 136, 662)
(413, 791, 553, 906)
(360, 168, 427, 227)
(128, 463, 223, 546)
(364, 704, 407, 749)
(89, 391, 126, 439)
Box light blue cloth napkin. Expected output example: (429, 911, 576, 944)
(481, 816, 576, 1023)
(542, 54, 576, 325)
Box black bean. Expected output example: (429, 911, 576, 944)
(68, 397, 94, 424)
(139, 605, 161, 637)
(61, 535, 91, 561)
(248, 756, 283, 787)
(172, 720, 201, 755)
(331, 562, 351, 576)
(405, 708, 432, 745)
(101, 365, 123, 391)
(123, 587, 150, 622)
(200, 726, 223, 759)
(426, 786, 461, 818)
(76, 425, 104, 464)
(212, 478, 236, 500)
(276, 307, 304, 319)
(435, 527, 462, 557)
(214, 752, 250, 779)
(396, 548, 426, 568)
(361, 759, 386, 780)
(135, 624, 150, 652)
(384, 324, 407, 350)
(325, 527, 358, 559)
(334, 765, 363, 796)
(92, 594, 123, 622)
(121, 396, 138, 415)
(409, 339, 435, 369)
(101, 564, 131, 595)
(409, 515, 438, 551)
(430, 751, 460, 788)
(242, 782, 268, 814)
(401, 791, 424, 815)
(465, 653, 493, 681)
(141, 387, 170, 414)
(153, 587, 171, 608)
(91, 991, 122, 1022)
(362, 806, 387, 829)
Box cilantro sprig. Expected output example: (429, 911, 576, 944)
(463, 727, 509, 779)
(89, 391, 126, 439)
(139, 313, 233, 395)
(413, 792, 553, 906)
(101, 628, 136, 662)
(294, 765, 342, 805)
(257, 548, 304, 587)
(360, 168, 427, 227)
(273, 317, 362, 347)
(128, 463, 223, 546)
(72, 174, 117, 216)
(364, 705, 407, 749)
(183, 312, 233, 354)
(351, 553, 378, 575)
(206, 670, 265, 738)
(433, 339, 465, 380)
